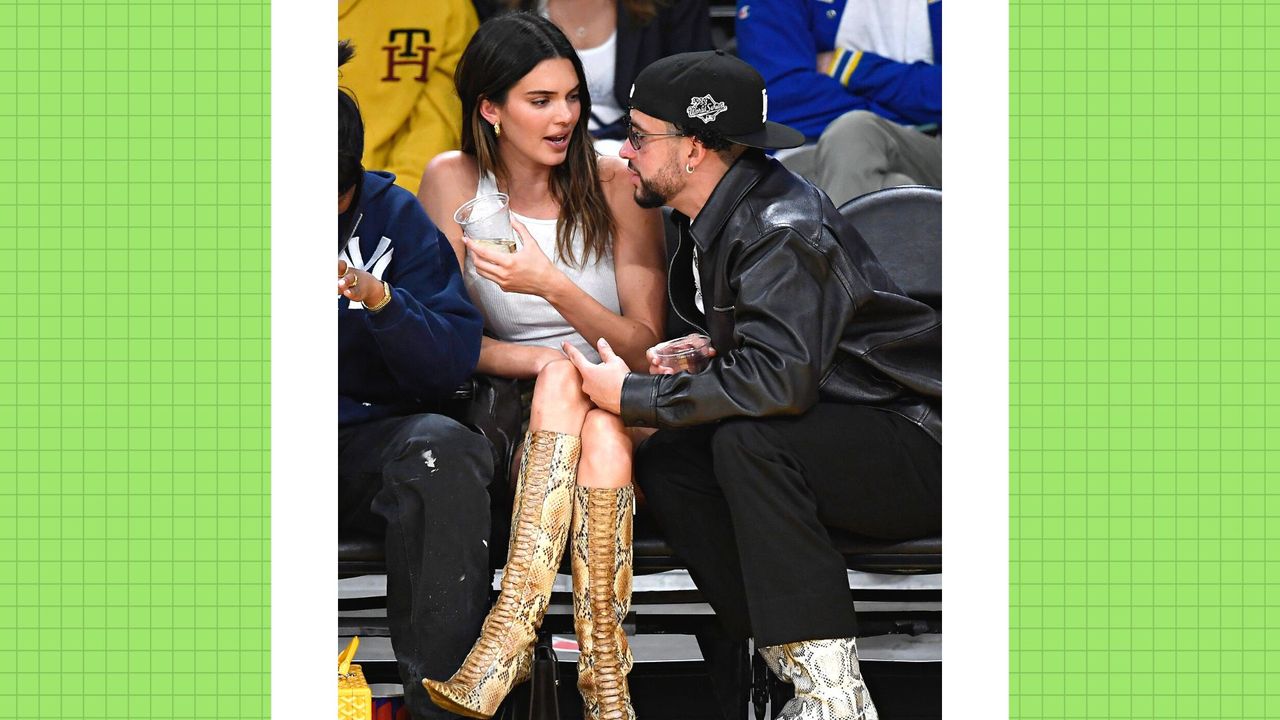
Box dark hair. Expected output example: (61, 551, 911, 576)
(338, 40, 364, 194)
(501, 0, 661, 25)
(662, 120, 749, 165)
(455, 12, 613, 267)
(671, 123, 733, 153)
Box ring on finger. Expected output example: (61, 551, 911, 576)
(347, 273, 358, 289)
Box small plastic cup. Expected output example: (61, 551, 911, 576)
(455, 193, 516, 253)
(653, 334, 713, 374)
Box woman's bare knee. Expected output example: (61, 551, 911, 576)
(582, 407, 626, 440)
(533, 359, 586, 403)
(578, 409, 632, 488)
(529, 359, 591, 434)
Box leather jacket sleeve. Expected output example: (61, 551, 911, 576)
(621, 226, 846, 428)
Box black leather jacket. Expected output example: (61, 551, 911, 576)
(620, 152, 941, 443)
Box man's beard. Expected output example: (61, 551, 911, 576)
(634, 180, 667, 208)
(632, 166, 678, 209)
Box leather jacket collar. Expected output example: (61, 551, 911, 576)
(684, 151, 771, 252)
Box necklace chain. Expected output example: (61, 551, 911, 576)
(550, 1, 603, 41)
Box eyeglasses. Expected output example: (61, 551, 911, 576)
(626, 123, 685, 151)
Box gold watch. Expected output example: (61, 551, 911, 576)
(365, 281, 392, 312)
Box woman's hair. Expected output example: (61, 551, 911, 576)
(456, 13, 614, 267)
(501, 0, 661, 25)
(338, 40, 364, 195)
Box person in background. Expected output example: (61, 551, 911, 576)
(486, 0, 711, 152)
(338, 42, 491, 720)
(566, 51, 942, 719)
(736, 0, 942, 205)
(340, 0, 479, 193)
(416, 14, 667, 719)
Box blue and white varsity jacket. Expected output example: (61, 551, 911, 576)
(736, 0, 941, 139)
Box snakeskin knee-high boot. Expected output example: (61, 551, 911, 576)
(571, 486, 636, 720)
(423, 430, 581, 718)
(757, 637, 879, 720)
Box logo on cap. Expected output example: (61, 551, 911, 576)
(686, 95, 728, 124)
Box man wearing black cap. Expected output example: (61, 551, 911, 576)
(564, 50, 941, 719)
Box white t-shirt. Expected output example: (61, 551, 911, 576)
(576, 30, 624, 131)
(835, 0, 935, 64)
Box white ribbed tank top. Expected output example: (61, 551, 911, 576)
(462, 173, 620, 362)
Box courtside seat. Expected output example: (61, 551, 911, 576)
(341, 513, 940, 578)
(338, 532, 386, 578)
(342, 518, 941, 577)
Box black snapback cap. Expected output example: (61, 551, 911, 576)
(629, 50, 805, 150)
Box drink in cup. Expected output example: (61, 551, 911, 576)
(653, 334, 713, 373)
(469, 237, 517, 253)
(455, 193, 516, 253)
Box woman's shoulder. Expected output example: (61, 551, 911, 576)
(595, 155, 661, 240)
(420, 152, 479, 232)
(596, 153, 627, 174)
(423, 151, 479, 192)
(421, 152, 480, 215)
(595, 155, 633, 193)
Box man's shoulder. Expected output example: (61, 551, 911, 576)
(352, 171, 438, 254)
(738, 161, 829, 243)
(364, 171, 432, 219)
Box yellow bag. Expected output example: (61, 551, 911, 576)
(338, 636, 373, 720)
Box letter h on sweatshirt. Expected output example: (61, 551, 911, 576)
(383, 29, 434, 83)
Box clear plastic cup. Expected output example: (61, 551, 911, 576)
(653, 334, 713, 373)
(455, 193, 516, 253)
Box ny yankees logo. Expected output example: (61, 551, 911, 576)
(686, 94, 728, 123)
(341, 233, 394, 311)
(382, 28, 435, 83)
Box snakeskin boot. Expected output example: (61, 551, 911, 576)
(570, 486, 636, 720)
(423, 430, 581, 718)
(757, 637, 879, 720)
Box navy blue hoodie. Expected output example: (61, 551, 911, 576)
(338, 171, 483, 426)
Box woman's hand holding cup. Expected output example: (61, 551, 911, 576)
(465, 218, 557, 296)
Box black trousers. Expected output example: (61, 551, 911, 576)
(635, 403, 941, 647)
(340, 414, 494, 720)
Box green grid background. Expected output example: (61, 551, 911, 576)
(1012, 0, 1280, 718)
(0, 1, 270, 717)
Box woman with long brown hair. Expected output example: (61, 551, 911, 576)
(416, 12, 664, 719)
(484, 0, 711, 144)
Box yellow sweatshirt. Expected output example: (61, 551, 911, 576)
(339, 0, 479, 194)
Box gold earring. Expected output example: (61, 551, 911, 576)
(494, 121, 502, 137)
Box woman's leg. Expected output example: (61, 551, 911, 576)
(424, 360, 593, 718)
(507, 361, 597, 487)
(528, 359, 594, 434)
(571, 409, 637, 719)
(577, 408, 633, 488)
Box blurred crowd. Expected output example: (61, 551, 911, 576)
(338, 0, 940, 203)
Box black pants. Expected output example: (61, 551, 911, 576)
(635, 403, 941, 647)
(340, 414, 494, 720)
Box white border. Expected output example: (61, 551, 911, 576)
(943, 0, 1011, 716)
(271, 4, 333, 719)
